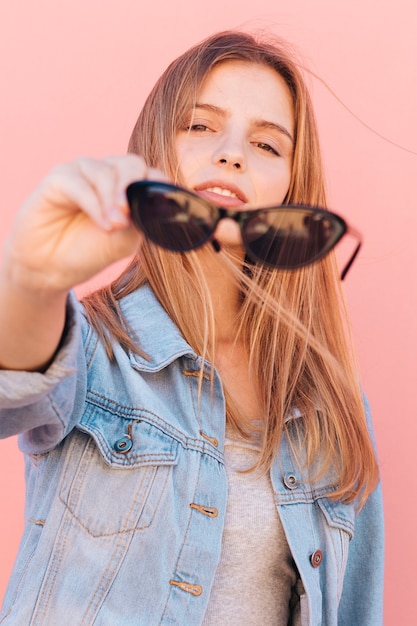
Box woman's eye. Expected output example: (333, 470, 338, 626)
(187, 124, 210, 132)
(254, 142, 280, 156)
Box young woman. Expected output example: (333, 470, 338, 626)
(0, 31, 383, 625)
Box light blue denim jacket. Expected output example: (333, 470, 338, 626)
(0, 285, 384, 625)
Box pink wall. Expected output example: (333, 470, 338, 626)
(0, 1, 416, 622)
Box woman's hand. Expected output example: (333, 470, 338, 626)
(3, 154, 163, 292)
(0, 155, 164, 371)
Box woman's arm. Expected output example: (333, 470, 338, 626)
(338, 397, 384, 625)
(338, 481, 384, 624)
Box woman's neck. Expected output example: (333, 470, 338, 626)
(199, 248, 244, 343)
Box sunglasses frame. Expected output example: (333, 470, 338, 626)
(126, 181, 362, 280)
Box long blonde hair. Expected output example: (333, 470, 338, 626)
(83, 31, 379, 506)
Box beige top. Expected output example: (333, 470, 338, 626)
(202, 426, 301, 625)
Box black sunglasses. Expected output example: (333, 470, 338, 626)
(126, 181, 362, 280)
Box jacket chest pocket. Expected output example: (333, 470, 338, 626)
(59, 415, 179, 537)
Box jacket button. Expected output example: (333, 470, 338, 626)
(310, 549, 323, 568)
(114, 436, 132, 454)
(169, 580, 203, 596)
(284, 473, 298, 490)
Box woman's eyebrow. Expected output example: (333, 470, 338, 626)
(253, 120, 294, 145)
(193, 103, 294, 144)
(193, 102, 225, 115)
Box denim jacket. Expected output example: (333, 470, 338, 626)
(0, 285, 384, 625)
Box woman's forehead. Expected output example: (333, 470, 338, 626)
(191, 61, 294, 136)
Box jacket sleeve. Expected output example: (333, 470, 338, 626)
(0, 292, 87, 454)
(338, 397, 384, 625)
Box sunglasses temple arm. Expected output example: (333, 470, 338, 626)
(340, 240, 362, 281)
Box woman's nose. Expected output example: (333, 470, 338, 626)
(218, 157, 242, 170)
(212, 134, 246, 171)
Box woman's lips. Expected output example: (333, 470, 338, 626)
(194, 181, 247, 207)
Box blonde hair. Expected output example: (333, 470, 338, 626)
(83, 31, 378, 506)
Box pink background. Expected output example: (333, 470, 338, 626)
(0, 1, 416, 622)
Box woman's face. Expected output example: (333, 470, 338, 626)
(175, 60, 295, 248)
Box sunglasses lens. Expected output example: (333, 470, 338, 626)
(127, 183, 214, 251)
(243, 208, 345, 269)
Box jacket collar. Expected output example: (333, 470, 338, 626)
(119, 284, 197, 372)
(112, 284, 302, 421)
